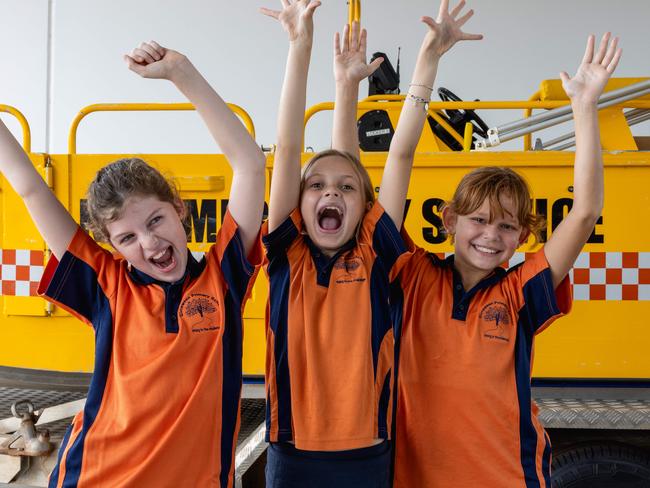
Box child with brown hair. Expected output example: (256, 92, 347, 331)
(0, 41, 265, 487)
(382, 1, 622, 485)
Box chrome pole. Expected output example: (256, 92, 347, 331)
(476, 84, 650, 149)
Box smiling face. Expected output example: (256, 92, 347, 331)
(106, 195, 189, 283)
(444, 195, 528, 289)
(300, 155, 371, 257)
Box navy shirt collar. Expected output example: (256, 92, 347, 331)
(127, 249, 206, 334)
(429, 253, 507, 321)
(128, 249, 205, 289)
(304, 235, 357, 287)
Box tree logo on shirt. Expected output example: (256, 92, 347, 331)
(180, 293, 221, 332)
(334, 255, 366, 284)
(480, 301, 511, 343)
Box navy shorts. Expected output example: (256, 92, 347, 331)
(265, 441, 392, 488)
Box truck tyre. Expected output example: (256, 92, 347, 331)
(552, 443, 650, 488)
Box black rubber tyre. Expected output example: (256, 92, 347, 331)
(552, 443, 650, 488)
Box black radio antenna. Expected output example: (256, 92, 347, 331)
(396, 47, 401, 88)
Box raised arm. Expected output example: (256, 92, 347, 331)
(260, 0, 321, 232)
(379, 0, 482, 228)
(544, 33, 621, 288)
(125, 42, 266, 256)
(332, 21, 384, 157)
(0, 122, 78, 259)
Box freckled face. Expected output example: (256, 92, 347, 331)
(300, 156, 368, 257)
(106, 195, 188, 283)
(444, 196, 528, 286)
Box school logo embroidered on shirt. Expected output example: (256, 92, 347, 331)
(334, 255, 366, 284)
(479, 301, 511, 343)
(180, 293, 221, 332)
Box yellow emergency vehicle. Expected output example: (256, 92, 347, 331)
(1, 2, 649, 485)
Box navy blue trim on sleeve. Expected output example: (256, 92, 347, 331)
(372, 212, 407, 272)
(389, 278, 405, 477)
(541, 432, 552, 487)
(263, 215, 300, 261)
(220, 229, 256, 306)
(47, 423, 72, 488)
(61, 292, 114, 487)
(514, 305, 551, 488)
(219, 289, 244, 488)
(266, 251, 294, 442)
(370, 262, 392, 374)
(42, 252, 102, 326)
(520, 267, 562, 334)
(377, 370, 391, 439)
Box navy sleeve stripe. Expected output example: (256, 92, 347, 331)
(542, 432, 552, 487)
(220, 229, 256, 306)
(389, 278, 405, 475)
(43, 253, 103, 328)
(265, 391, 272, 442)
(515, 307, 545, 488)
(263, 214, 299, 259)
(372, 212, 407, 273)
(370, 262, 392, 374)
(62, 294, 114, 487)
(377, 370, 391, 439)
(47, 423, 72, 488)
(520, 268, 562, 334)
(220, 290, 244, 487)
(267, 253, 293, 439)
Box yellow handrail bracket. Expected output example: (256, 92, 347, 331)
(0, 104, 31, 153)
(68, 102, 256, 154)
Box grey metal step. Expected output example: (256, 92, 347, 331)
(0, 387, 267, 486)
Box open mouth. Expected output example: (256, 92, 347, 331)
(149, 246, 176, 271)
(318, 206, 343, 232)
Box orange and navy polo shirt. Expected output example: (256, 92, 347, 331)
(392, 244, 572, 488)
(263, 202, 408, 451)
(39, 211, 260, 488)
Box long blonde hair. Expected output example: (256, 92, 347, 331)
(300, 149, 375, 206)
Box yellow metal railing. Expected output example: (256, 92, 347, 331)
(304, 98, 465, 149)
(68, 103, 256, 154)
(304, 98, 650, 151)
(523, 91, 541, 151)
(0, 104, 31, 153)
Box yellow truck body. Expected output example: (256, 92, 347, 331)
(1, 82, 649, 382)
(1, 77, 650, 486)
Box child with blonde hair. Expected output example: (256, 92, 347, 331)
(259, 0, 407, 485)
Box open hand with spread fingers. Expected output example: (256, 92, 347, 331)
(124, 41, 189, 81)
(334, 21, 384, 85)
(260, 0, 322, 45)
(421, 0, 483, 57)
(560, 33, 622, 107)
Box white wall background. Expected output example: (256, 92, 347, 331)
(0, 0, 649, 155)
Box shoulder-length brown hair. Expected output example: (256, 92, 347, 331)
(446, 166, 545, 242)
(85, 158, 187, 242)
